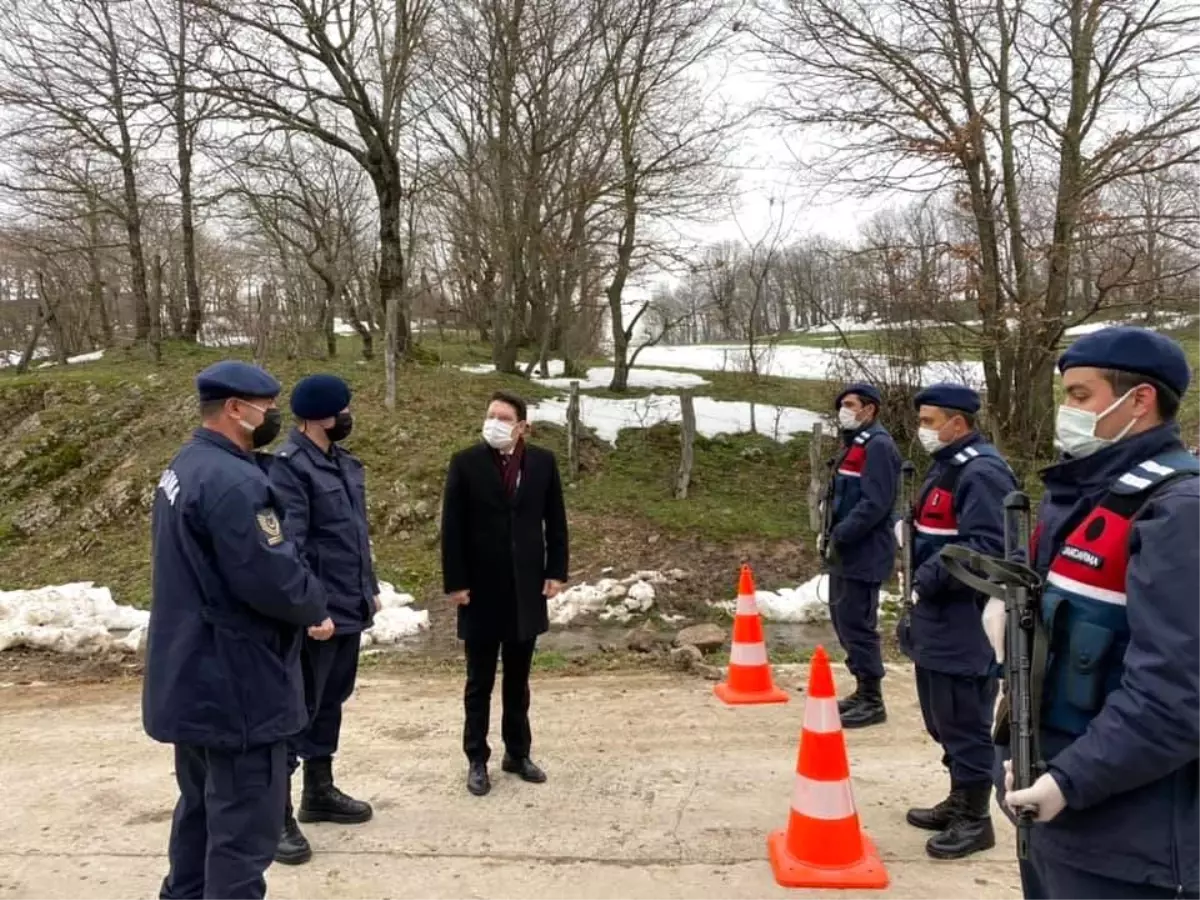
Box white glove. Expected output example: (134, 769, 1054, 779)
(817, 533, 825, 556)
(910, 590, 919, 607)
(894, 519, 905, 548)
(982, 597, 1006, 664)
(1004, 763, 1067, 823)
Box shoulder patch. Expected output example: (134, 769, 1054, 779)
(256, 508, 284, 546)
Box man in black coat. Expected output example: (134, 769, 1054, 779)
(440, 390, 569, 797)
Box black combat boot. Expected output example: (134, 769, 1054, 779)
(837, 676, 863, 715)
(926, 783, 996, 860)
(906, 785, 962, 831)
(275, 797, 312, 865)
(840, 676, 886, 728)
(298, 757, 373, 825)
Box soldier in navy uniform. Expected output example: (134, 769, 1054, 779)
(820, 382, 901, 727)
(144, 360, 332, 900)
(270, 374, 378, 866)
(899, 382, 1018, 859)
(996, 327, 1198, 900)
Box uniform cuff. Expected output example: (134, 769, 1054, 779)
(1048, 763, 1084, 810)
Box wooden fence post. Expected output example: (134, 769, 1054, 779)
(675, 390, 696, 499)
(807, 421, 825, 533)
(566, 380, 581, 480)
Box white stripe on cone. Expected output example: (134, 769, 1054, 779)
(736, 594, 758, 616)
(729, 641, 769, 666)
(791, 773, 857, 820)
(802, 696, 841, 734)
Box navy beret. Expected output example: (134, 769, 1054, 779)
(290, 374, 351, 420)
(914, 382, 981, 415)
(1058, 326, 1190, 397)
(835, 382, 882, 410)
(195, 360, 280, 402)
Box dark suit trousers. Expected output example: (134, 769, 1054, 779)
(463, 638, 536, 764)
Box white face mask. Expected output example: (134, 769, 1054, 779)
(837, 407, 861, 430)
(918, 426, 947, 454)
(482, 417, 515, 450)
(1055, 389, 1137, 458)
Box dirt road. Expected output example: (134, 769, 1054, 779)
(1, 666, 1021, 899)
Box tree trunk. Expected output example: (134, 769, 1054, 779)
(376, 171, 411, 366)
(605, 173, 639, 393)
(151, 253, 164, 363)
(85, 196, 113, 347)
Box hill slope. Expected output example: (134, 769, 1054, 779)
(0, 338, 830, 658)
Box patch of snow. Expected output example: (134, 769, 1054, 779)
(361, 580, 429, 647)
(711, 574, 902, 625)
(539, 367, 709, 391)
(36, 350, 106, 369)
(458, 362, 709, 391)
(0, 582, 149, 654)
(634, 343, 984, 388)
(548, 570, 683, 625)
(529, 393, 827, 444)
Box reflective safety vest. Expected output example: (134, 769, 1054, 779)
(1040, 449, 1200, 740)
(830, 427, 877, 524)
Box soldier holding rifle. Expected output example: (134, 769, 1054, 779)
(988, 328, 1199, 900)
(898, 382, 1019, 860)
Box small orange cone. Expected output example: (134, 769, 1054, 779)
(767, 645, 889, 889)
(714, 565, 789, 705)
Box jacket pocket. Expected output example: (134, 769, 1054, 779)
(313, 485, 352, 522)
(1065, 622, 1114, 713)
(213, 625, 294, 745)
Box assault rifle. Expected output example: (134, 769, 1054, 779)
(939, 490, 1042, 860)
(819, 456, 838, 568)
(898, 461, 917, 624)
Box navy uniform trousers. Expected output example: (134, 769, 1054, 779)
(915, 665, 997, 787)
(287, 632, 362, 773)
(160, 742, 288, 900)
(828, 574, 885, 679)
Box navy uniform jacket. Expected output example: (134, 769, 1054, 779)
(828, 423, 901, 583)
(143, 428, 328, 751)
(1022, 424, 1199, 890)
(899, 432, 1017, 676)
(270, 428, 379, 633)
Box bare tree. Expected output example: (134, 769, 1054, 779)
(596, 0, 742, 391)
(189, 0, 438, 366)
(753, 0, 1200, 453)
(0, 0, 160, 343)
(133, 0, 229, 341)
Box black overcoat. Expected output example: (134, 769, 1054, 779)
(440, 441, 569, 642)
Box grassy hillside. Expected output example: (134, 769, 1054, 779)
(0, 337, 833, 649)
(2, 321, 1194, 662)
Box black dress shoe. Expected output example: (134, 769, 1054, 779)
(501, 754, 547, 783)
(467, 761, 491, 796)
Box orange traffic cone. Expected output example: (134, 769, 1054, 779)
(714, 565, 789, 705)
(767, 645, 889, 889)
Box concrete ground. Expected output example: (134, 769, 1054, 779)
(0, 666, 1021, 899)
